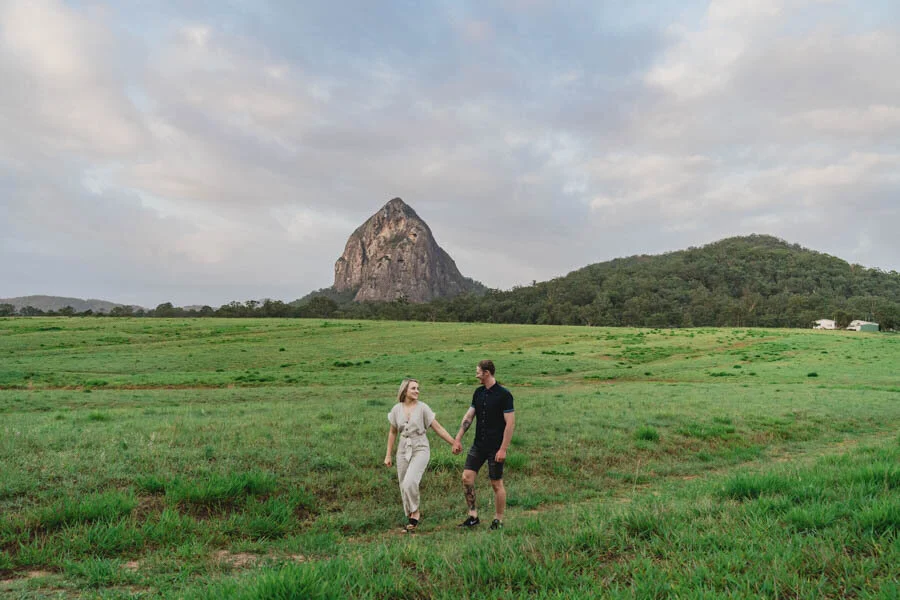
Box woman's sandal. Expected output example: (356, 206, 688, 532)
(402, 518, 419, 533)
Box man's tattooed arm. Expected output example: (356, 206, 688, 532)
(456, 417, 472, 440)
(456, 408, 475, 441)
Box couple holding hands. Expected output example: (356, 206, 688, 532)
(384, 360, 515, 533)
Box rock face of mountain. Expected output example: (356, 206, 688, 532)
(334, 198, 476, 303)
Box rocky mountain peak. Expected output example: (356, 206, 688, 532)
(383, 197, 417, 217)
(333, 198, 477, 302)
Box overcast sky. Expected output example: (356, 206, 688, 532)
(1, 0, 898, 307)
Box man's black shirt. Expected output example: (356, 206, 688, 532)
(471, 383, 514, 451)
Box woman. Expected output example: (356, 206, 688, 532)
(384, 378, 460, 532)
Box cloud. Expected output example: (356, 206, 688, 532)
(0, 0, 145, 158)
(1, 0, 899, 306)
(644, 0, 785, 100)
(783, 105, 900, 136)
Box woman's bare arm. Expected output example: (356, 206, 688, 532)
(430, 418, 457, 446)
(384, 425, 397, 467)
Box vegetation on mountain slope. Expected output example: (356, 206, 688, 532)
(6, 236, 898, 328)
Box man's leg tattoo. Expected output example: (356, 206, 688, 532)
(465, 484, 476, 511)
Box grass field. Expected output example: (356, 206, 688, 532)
(0, 317, 897, 598)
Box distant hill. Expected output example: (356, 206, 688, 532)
(0, 295, 141, 314)
(471, 235, 900, 328)
(321, 235, 900, 329)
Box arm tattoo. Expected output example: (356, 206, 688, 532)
(461, 418, 472, 433)
(464, 484, 476, 511)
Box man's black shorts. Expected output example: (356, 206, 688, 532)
(464, 445, 504, 480)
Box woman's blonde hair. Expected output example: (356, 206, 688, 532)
(397, 378, 418, 403)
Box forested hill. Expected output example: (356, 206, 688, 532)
(328, 235, 900, 329)
(0, 295, 136, 315)
(7, 235, 897, 328)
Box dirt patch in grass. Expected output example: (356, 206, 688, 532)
(178, 499, 242, 520)
(294, 505, 313, 521)
(717, 338, 779, 351)
(213, 550, 309, 570)
(1, 539, 18, 556)
(215, 550, 260, 569)
(112, 585, 154, 595)
(133, 496, 166, 520)
(0, 569, 55, 585)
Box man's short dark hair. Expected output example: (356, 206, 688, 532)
(478, 360, 495, 375)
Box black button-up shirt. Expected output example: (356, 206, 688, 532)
(471, 383, 514, 451)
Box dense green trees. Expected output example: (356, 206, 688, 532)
(313, 235, 898, 329)
(109, 305, 134, 317)
(4, 236, 897, 329)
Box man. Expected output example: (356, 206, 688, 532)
(452, 359, 515, 530)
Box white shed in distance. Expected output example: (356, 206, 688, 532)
(813, 319, 837, 330)
(846, 320, 879, 332)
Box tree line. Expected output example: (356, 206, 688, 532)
(0, 298, 341, 319)
(3, 236, 898, 329)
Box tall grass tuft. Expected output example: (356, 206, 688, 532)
(784, 505, 840, 533)
(719, 473, 791, 501)
(677, 422, 736, 439)
(191, 563, 337, 600)
(64, 558, 132, 588)
(134, 474, 167, 495)
(0, 468, 36, 500)
(231, 497, 296, 539)
(854, 497, 900, 535)
(504, 453, 529, 470)
(141, 508, 200, 546)
(309, 457, 349, 472)
(617, 506, 667, 540)
(428, 452, 457, 472)
(634, 426, 660, 442)
(81, 519, 145, 556)
(848, 462, 900, 490)
(33, 491, 136, 530)
(166, 471, 277, 506)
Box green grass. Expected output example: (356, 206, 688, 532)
(185, 437, 900, 598)
(633, 426, 660, 442)
(32, 490, 137, 530)
(0, 317, 897, 597)
(165, 471, 278, 506)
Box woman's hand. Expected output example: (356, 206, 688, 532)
(384, 455, 392, 468)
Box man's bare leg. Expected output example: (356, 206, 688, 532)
(491, 479, 506, 521)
